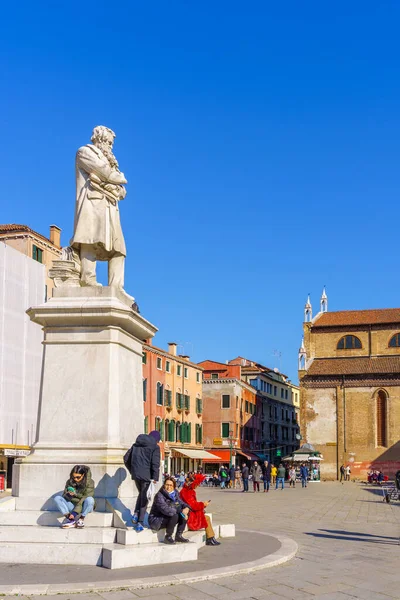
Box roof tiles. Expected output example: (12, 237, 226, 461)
(313, 309, 400, 328)
(307, 356, 400, 376)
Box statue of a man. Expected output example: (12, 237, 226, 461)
(70, 126, 127, 288)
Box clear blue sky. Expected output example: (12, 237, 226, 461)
(2, 2, 400, 382)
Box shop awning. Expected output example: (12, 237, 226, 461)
(237, 450, 260, 461)
(254, 452, 268, 461)
(201, 449, 232, 462)
(173, 449, 221, 460)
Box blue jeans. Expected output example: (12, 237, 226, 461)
(220, 479, 226, 489)
(53, 495, 95, 517)
(243, 478, 249, 491)
(263, 479, 270, 491)
(276, 477, 284, 490)
(301, 478, 307, 488)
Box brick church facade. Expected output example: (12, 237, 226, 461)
(299, 289, 400, 480)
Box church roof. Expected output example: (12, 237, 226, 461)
(313, 308, 400, 328)
(307, 356, 400, 376)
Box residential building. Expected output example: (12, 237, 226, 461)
(199, 360, 261, 471)
(0, 243, 45, 487)
(142, 342, 207, 475)
(229, 357, 300, 463)
(0, 224, 62, 300)
(299, 289, 400, 480)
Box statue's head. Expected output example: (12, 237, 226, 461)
(91, 125, 116, 149)
(91, 126, 119, 169)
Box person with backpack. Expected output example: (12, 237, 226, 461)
(219, 465, 228, 489)
(124, 430, 161, 532)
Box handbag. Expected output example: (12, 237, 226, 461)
(147, 481, 156, 502)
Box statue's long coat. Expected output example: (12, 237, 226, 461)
(70, 144, 126, 257)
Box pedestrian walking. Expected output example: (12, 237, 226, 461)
(271, 464, 277, 485)
(289, 465, 296, 488)
(234, 466, 242, 489)
(229, 465, 235, 489)
(262, 460, 271, 492)
(219, 465, 228, 489)
(275, 463, 286, 490)
(124, 430, 161, 532)
(241, 463, 249, 492)
(300, 462, 309, 488)
(177, 471, 185, 489)
(251, 461, 262, 492)
(340, 464, 345, 482)
(345, 465, 351, 481)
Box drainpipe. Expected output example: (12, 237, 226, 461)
(335, 386, 339, 480)
(342, 375, 347, 454)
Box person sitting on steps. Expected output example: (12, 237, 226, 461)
(53, 465, 95, 529)
(148, 477, 191, 544)
(180, 473, 221, 546)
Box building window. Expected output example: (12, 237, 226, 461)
(337, 335, 362, 349)
(211, 373, 219, 379)
(156, 382, 164, 406)
(184, 394, 190, 410)
(376, 391, 387, 447)
(196, 372, 200, 383)
(177, 365, 182, 376)
(164, 389, 172, 407)
(143, 378, 147, 402)
(285, 389, 288, 399)
(142, 352, 147, 364)
(196, 398, 203, 414)
(176, 392, 184, 409)
(184, 367, 188, 379)
(221, 423, 230, 438)
(157, 357, 162, 370)
(166, 360, 171, 373)
(249, 378, 258, 389)
(281, 389, 284, 398)
(389, 333, 400, 347)
(274, 386, 277, 396)
(32, 245, 43, 263)
(168, 420, 175, 442)
(236, 396, 239, 409)
(245, 400, 249, 413)
(222, 394, 230, 408)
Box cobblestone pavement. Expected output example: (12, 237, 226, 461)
(4, 481, 400, 599)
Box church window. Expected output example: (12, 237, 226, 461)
(337, 335, 362, 350)
(376, 391, 387, 447)
(389, 333, 400, 347)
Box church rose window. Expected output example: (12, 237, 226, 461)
(337, 335, 362, 350)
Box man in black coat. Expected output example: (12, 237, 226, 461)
(124, 430, 161, 531)
(241, 462, 249, 492)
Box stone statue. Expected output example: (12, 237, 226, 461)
(70, 125, 128, 288)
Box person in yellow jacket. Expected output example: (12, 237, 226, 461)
(271, 464, 277, 485)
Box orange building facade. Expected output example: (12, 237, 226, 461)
(142, 342, 206, 475)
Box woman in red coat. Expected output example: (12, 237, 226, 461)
(180, 473, 221, 546)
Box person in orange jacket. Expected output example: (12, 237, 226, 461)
(180, 473, 221, 546)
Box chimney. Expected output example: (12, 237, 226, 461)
(179, 355, 190, 362)
(49, 225, 61, 248)
(168, 342, 177, 356)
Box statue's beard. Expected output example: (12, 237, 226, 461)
(94, 141, 119, 170)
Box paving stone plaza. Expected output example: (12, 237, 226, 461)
(0, 481, 399, 599)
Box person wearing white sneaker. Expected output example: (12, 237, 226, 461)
(53, 465, 96, 528)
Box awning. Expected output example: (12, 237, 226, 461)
(173, 448, 221, 460)
(201, 449, 232, 463)
(254, 452, 268, 461)
(237, 450, 260, 461)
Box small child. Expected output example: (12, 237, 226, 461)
(53, 465, 95, 528)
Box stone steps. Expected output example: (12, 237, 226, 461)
(0, 541, 104, 566)
(0, 525, 116, 544)
(102, 539, 198, 569)
(0, 510, 114, 527)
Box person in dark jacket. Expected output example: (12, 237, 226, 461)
(148, 477, 190, 544)
(262, 460, 271, 492)
(241, 463, 249, 492)
(124, 430, 161, 532)
(228, 465, 235, 489)
(53, 465, 95, 529)
(300, 463, 309, 488)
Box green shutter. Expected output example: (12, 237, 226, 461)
(169, 421, 175, 442)
(199, 425, 202, 444)
(160, 419, 164, 441)
(143, 379, 147, 402)
(142, 352, 147, 364)
(187, 423, 191, 444)
(144, 416, 148, 434)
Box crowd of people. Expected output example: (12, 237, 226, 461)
(205, 461, 313, 491)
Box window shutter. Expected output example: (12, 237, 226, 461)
(160, 419, 164, 441)
(187, 423, 191, 444)
(169, 421, 174, 442)
(199, 425, 202, 444)
(143, 379, 147, 402)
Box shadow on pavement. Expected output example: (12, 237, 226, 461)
(305, 530, 400, 545)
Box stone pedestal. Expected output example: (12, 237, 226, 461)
(13, 286, 157, 505)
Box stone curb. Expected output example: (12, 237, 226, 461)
(0, 530, 297, 595)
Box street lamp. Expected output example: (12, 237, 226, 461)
(229, 429, 234, 467)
